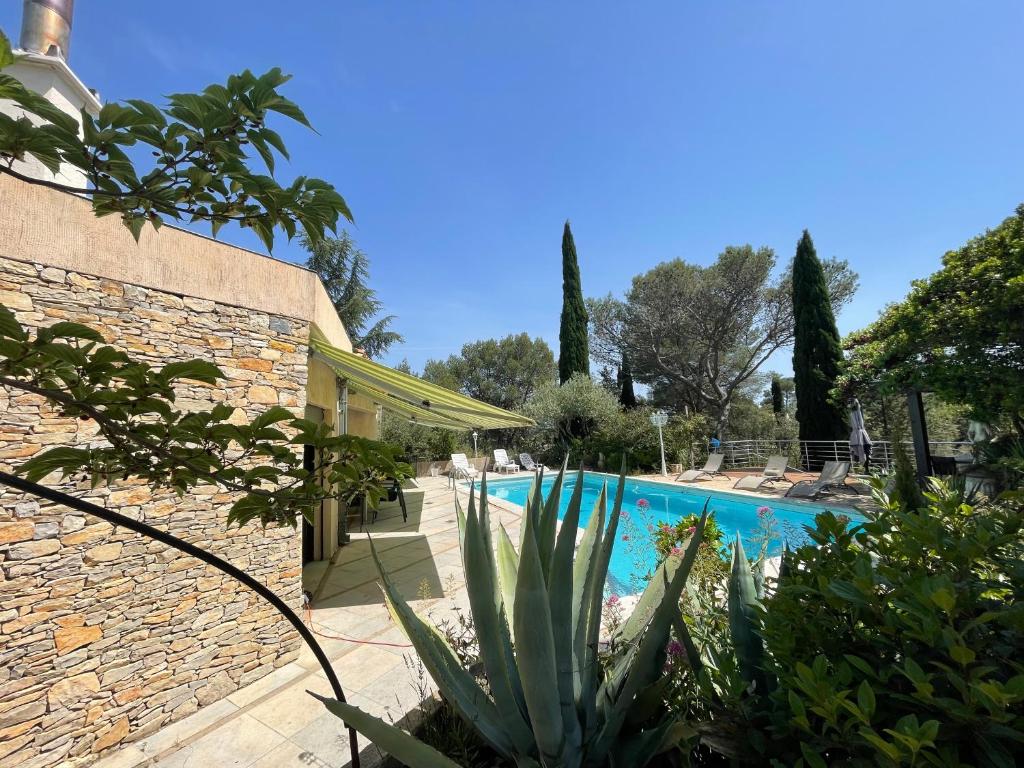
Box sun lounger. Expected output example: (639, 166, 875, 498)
(519, 453, 546, 472)
(450, 453, 479, 482)
(676, 452, 725, 482)
(785, 461, 851, 499)
(733, 455, 791, 490)
(493, 449, 520, 474)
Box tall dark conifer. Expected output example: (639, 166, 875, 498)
(559, 221, 590, 383)
(792, 230, 847, 444)
(770, 376, 784, 416)
(618, 352, 638, 409)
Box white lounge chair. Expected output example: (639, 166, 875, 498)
(492, 449, 520, 474)
(676, 453, 725, 483)
(785, 461, 851, 499)
(519, 453, 546, 472)
(450, 453, 479, 482)
(733, 455, 791, 490)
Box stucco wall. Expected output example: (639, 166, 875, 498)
(0, 175, 352, 353)
(0, 257, 310, 767)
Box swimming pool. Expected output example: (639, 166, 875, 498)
(480, 471, 863, 596)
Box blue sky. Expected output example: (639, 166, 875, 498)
(4, 2, 1021, 377)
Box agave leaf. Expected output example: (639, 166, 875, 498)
(463, 488, 535, 754)
(579, 459, 627, 743)
(316, 696, 463, 768)
(496, 524, 520, 630)
(670, 613, 703, 676)
(572, 483, 607, 700)
(609, 720, 677, 768)
(513, 484, 565, 765)
(728, 533, 766, 688)
(536, 459, 568, 580)
(368, 537, 513, 757)
(591, 505, 709, 762)
(520, 468, 544, 553)
(548, 467, 586, 757)
(455, 494, 467, 553)
(623, 676, 673, 729)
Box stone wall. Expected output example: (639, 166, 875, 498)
(0, 256, 308, 767)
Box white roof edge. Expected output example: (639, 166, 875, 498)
(12, 49, 102, 114)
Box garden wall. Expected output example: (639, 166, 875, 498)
(0, 255, 309, 767)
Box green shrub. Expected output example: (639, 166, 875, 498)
(756, 483, 1024, 766)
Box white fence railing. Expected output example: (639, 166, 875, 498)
(707, 439, 973, 472)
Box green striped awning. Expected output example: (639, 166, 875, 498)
(309, 329, 534, 431)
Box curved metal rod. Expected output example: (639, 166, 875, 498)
(0, 471, 361, 768)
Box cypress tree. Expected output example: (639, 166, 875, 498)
(559, 221, 590, 383)
(792, 230, 847, 445)
(618, 352, 638, 409)
(770, 375, 784, 416)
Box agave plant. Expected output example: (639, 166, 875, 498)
(316, 464, 709, 767)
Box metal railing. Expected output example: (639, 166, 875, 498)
(701, 439, 973, 472)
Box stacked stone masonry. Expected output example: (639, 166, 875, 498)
(0, 255, 307, 768)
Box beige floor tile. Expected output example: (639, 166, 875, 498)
(248, 740, 337, 768)
(247, 672, 335, 738)
(152, 713, 283, 767)
(227, 662, 308, 708)
(134, 698, 239, 758)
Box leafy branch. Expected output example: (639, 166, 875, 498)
(0, 28, 351, 252)
(0, 303, 410, 528)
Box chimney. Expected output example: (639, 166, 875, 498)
(19, 0, 74, 60)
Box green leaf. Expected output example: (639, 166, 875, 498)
(315, 696, 463, 768)
(0, 29, 14, 69)
(159, 360, 223, 384)
(799, 742, 828, 768)
(857, 680, 876, 720)
(0, 303, 28, 340)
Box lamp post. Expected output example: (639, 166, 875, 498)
(472, 430, 478, 459)
(650, 410, 669, 476)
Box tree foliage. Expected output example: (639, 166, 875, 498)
(618, 352, 638, 409)
(792, 230, 848, 443)
(0, 304, 409, 527)
(302, 231, 403, 358)
(558, 221, 590, 383)
(423, 334, 556, 413)
(840, 204, 1024, 436)
(589, 244, 857, 438)
(770, 375, 784, 415)
(0, 29, 349, 251)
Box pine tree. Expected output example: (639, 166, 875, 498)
(792, 230, 847, 445)
(559, 221, 590, 383)
(618, 352, 638, 409)
(770, 375, 784, 416)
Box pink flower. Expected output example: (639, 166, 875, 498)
(606, 593, 620, 606)
(636, 498, 650, 509)
(621, 534, 630, 541)
(686, 526, 696, 534)
(620, 510, 631, 520)
(666, 640, 685, 657)
(757, 506, 772, 519)
(670, 546, 682, 556)
(659, 523, 672, 532)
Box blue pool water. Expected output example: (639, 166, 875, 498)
(480, 472, 863, 596)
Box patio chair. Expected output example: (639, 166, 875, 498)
(733, 455, 791, 491)
(450, 453, 479, 483)
(675, 452, 725, 483)
(519, 453, 547, 472)
(493, 449, 520, 474)
(785, 461, 851, 499)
